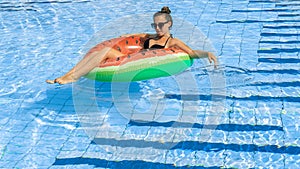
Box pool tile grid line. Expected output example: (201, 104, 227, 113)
(0, 112, 73, 167)
(51, 95, 298, 167)
(216, 0, 300, 24)
(72, 0, 300, 166)
(0, 87, 83, 168)
(88, 136, 300, 155)
(45, 85, 296, 168)
(212, 0, 300, 64)
(1, 0, 300, 168)
(51, 129, 298, 168)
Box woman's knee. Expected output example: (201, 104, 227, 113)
(104, 47, 123, 59)
(88, 47, 122, 60)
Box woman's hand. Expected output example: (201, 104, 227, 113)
(193, 50, 218, 68)
(207, 52, 218, 68)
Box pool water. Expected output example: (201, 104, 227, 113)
(1, 0, 300, 168)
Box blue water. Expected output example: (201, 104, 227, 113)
(1, 0, 300, 168)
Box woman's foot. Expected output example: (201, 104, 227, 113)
(46, 74, 77, 85)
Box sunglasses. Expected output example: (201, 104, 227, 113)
(151, 21, 169, 29)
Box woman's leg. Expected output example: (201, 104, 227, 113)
(46, 47, 123, 84)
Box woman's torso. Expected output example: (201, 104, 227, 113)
(143, 35, 172, 49)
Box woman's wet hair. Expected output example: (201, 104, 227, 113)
(154, 6, 173, 28)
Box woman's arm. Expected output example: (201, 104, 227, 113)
(169, 38, 218, 67)
(193, 50, 218, 66)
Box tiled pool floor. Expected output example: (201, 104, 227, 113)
(0, 0, 300, 168)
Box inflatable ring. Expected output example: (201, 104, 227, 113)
(84, 36, 193, 82)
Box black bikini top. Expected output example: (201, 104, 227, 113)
(143, 35, 172, 49)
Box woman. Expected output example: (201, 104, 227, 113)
(46, 7, 217, 84)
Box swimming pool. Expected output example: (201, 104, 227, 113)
(1, 0, 299, 168)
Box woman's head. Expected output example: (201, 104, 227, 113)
(152, 6, 173, 36)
